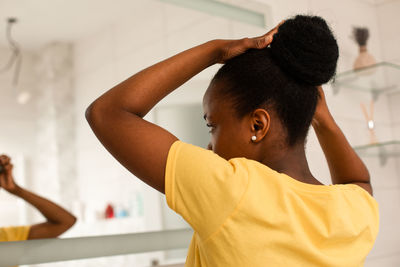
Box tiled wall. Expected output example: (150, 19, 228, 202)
(69, 0, 399, 266)
(29, 43, 78, 223)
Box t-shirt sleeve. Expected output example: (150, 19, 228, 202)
(165, 141, 249, 239)
(0, 226, 31, 242)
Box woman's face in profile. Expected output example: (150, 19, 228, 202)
(202, 82, 254, 161)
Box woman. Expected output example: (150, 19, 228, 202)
(86, 15, 379, 266)
(0, 155, 76, 241)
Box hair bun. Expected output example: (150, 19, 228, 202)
(269, 15, 339, 86)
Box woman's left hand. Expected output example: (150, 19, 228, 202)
(217, 21, 283, 63)
(0, 155, 19, 194)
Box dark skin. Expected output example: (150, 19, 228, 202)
(203, 84, 321, 185)
(86, 21, 372, 196)
(0, 155, 77, 240)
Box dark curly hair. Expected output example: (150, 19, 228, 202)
(212, 15, 339, 146)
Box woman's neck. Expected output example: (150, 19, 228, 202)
(262, 143, 322, 185)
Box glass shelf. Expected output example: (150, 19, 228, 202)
(332, 62, 400, 100)
(354, 140, 400, 165)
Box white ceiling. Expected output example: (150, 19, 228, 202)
(0, 0, 399, 50)
(0, 0, 159, 50)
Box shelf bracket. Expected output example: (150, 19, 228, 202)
(371, 90, 380, 102)
(332, 82, 341, 95)
(378, 146, 388, 166)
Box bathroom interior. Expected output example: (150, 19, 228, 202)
(0, 0, 400, 266)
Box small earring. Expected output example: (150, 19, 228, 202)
(251, 135, 257, 142)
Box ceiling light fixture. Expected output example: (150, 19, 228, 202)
(1, 18, 22, 85)
(0, 18, 29, 105)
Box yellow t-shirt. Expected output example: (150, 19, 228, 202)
(0, 226, 30, 242)
(165, 141, 379, 267)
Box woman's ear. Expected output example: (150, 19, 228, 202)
(250, 109, 270, 142)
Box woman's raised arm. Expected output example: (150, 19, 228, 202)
(86, 26, 280, 193)
(312, 87, 372, 195)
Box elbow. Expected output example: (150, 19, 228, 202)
(85, 100, 101, 127)
(61, 215, 77, 233)
(44, 215, 77, 238)
(85, 99, 111, 131)
(69, 215, 77, 228)
(60, 214, 77, 228)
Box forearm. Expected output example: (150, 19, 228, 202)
(12, 186, 76, 225)
(90, 40, 222, 117)
(312, 114, 370, 185)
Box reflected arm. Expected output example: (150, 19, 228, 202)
(0, 156, 76, 239)
(11, 186, 77, 239)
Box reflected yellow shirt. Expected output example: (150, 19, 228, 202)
(165, 141, 379, 267)
(0, 226, 30, 242)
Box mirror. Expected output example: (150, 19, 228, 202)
(0, 1, 267, 264)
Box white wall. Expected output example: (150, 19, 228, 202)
(377, 0, 400, 64)
(369, 2, 400, 266)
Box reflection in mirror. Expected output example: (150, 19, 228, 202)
(0, 155, 76, 242)
(0, 4, 268, 267)
(0, 0, 268, 244)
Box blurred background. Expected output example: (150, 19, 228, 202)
(0, 0, 399, 266)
